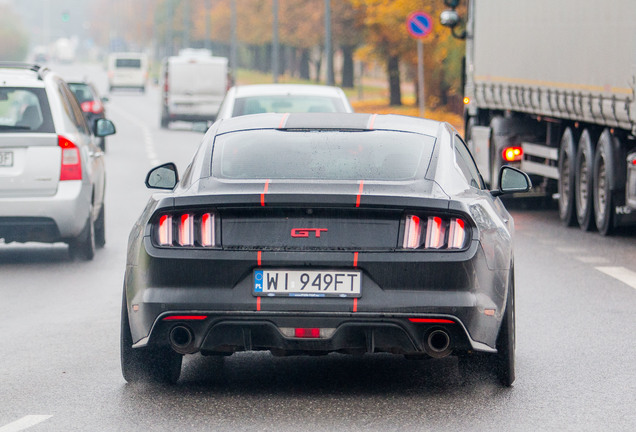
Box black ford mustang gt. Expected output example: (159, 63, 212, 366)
(121, 113, 531, 386)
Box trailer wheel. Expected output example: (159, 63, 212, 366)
(575, 130, 596, 231)
(558, 128, 578, 226)
(593, 130, 615, 235)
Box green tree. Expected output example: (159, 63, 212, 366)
(0, 5, 29, 61)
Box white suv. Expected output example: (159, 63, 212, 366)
(0, 63, 116, 260)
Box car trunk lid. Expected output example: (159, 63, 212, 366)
(0, 133, 61, 198)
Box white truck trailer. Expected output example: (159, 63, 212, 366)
(441, 0, 636, 235)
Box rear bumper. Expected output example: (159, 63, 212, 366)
(0, 181, 90, 242)
(125, 238, 509, 355)
(134, 312, 495, 356)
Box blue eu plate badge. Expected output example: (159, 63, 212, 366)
(254, 270, 264, 293)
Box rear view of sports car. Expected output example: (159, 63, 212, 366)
(121, 113, 531, 386)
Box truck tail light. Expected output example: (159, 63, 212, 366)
(403, 215, 469, 250)
(502, 146, 523, 162)
(155, 212, 217, 248)
(58, 135, 82, 181)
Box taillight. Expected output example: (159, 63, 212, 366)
(155, 212, 217, 247)
(448, 218, 466, 249)
(502, 146, 523, 162)
(58, 135, 82, 181)
(425, 216, 446, 249)
(158, 215, 173, 246)
(200, 213, 215, 247)
(402, 215, 422, 249)
(403, 214, 469, 250)
(80, 100, 104, 114)
(179, 214, 194, 246)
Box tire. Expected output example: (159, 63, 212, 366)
(68, 210, 95, 261)
(95, 204, 106, 248)
(495, 267, 516, 387)
(160, 109, 169, 129)
(558, 128, 578, 226)
(575, 130, 596, 231)
(593, 130, 615, 236)
(120, 288, 182, 384)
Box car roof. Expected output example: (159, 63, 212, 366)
(230, 84, 346, 98)
(0, 65, 47, 88)
(214, 112, 445, 137)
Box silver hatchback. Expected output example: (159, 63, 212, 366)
(0, 63, 116, 260)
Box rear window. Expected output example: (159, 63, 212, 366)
(68, 83, 94, 103)
(115, 58, 142, 68)
(232, 96, 346, 116)
(212, 130, 435, 180)
(0, 87, 54, 133)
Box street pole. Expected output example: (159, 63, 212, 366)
(166, 0, 174, 56)
(325, 0, 334, 85)
(230, 0, 237, 85)
(272, 0, 280, 83)
(204, 0, 211, 52)
(417, 39, 425, 117)
(182, 0, 190, 50)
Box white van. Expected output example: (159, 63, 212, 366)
(160, 51, 229, 127)
(107, 52, 148, 92)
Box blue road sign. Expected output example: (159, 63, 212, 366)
(407, 11, 433, 39)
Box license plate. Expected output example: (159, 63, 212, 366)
(254, 269, 361, 298)
(0, 151, 13, 167)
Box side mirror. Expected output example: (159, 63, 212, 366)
(101, 96, 109, 103)
(491, 166, 532, 196)
(95, 118, 116, 137)
(145, 162, 179, 190)
(443, 0, 461, 7)
(440, 10, 460, 28)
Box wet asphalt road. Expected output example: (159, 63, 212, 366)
(0, 65, 635, 431)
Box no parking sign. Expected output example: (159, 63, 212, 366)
(407, 11, 433, 39)
(406, 11, 433, 117)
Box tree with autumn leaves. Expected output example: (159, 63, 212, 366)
(89, 0, 464, 110)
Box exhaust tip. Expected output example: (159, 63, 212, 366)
(169, 325, 195, 354)
(425, 329, 452, 358)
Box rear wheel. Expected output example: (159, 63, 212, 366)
(160, 109, 169, 129)
(495, 268, 516, 386)
(95, 204, 106, 248)
(593, 130, 616, 236)
(575, 130, 596, 231)
(120, 288, 182, 384)
(558, 128, 578, 226)
(69, 210, 95, 260)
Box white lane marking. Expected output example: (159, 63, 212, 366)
(576, 256, 610, 265)
(107, 105, 160, 166)
(596, 266, 636, 290)
(0, 416, 52, 432)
